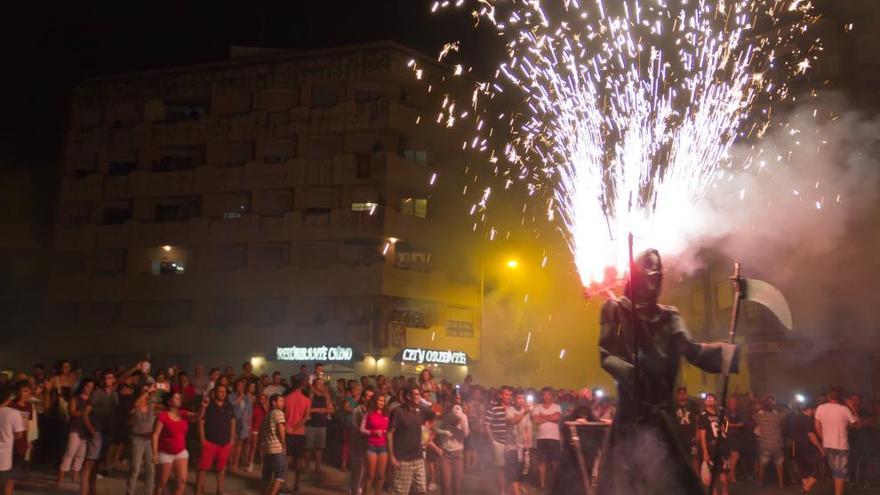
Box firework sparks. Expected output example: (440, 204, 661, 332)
(427, 0, 819, 285)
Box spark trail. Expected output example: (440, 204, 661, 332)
(423, 0, 820, 285)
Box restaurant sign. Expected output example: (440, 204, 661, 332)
(400, 347, 468, 366)
(276, 346, 354, 362)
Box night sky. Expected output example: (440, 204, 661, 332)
(0, 1, 490, 174)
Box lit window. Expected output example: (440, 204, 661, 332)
(152, 259, 185, 275)
(447, 320, 474, 338)
(400, 198, 427, 218)
(351, 202, 378, 213)
(403, 150, 428, 163)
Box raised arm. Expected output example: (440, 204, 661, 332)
(673, 314, 739, 375)
(598, 300, 635, 393)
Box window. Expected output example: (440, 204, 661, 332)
(204, 245, 246, 272)
(400, 198, 428, 218)
(252, 243, 288, 271)
(81, 301, 121, 329)
(246, 298, 287, 326)
(446, 307, 475, 337)
(220, 193, 250, 219)
(351, 202, 378, 213)
(101, 201, 132, 225)
(52, 252, 86, 276)
(310, 85, 338, 108)
(403, 150, 428, 163)
(340, 239, 384, 266)
(306, 161, 334, 185)
(356, 155, 371, 179)
(107, 160, 137, 176)
(89, 249, 127, 276)
(295, 241, 338, 268)
(155, 196, 200, 222)
(124, 300, 192, 329)
(151, 258, 185, 275)
(49, 302, 80, 328)
(303, 208, 331, 226)
(255, 189, 292, 216)
(355, 88, 384, 103)
(152, 147, 202, 172)
(61, 203, 92, 225)
(209, 298, 244, 327)
(164, 104, 207, 122)
(394, 244, 431, 272)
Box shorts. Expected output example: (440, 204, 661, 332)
(85, 430, 104, 461)
(504, 449, 528, 483)
(157, 450, 189, 465)
(537, 439, 561, 463)
(198, 441, 232, 471)
(305, 426, 326, 450)
(491, 440, 506, 467)
(443, 449, 464, 462)
(759, 447, 784, 467)
(286, 434, 306, 459)
(826, 448, 849, 480)
(0, 468, 12, 483)
(796, 451, 819, 479)
(262, 453, 287, 482)
(392, 459, 426, 494)
(366, 445, 388, 456)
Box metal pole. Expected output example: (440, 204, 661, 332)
(707, 262, 742, 495)
(628, 232, 639, 421)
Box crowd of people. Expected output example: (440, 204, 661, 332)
(0, 359, 878, 495)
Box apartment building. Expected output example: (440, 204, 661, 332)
(47, 42, 481, 378)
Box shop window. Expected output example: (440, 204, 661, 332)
(400, 198, 428, 218)
(155, 196, 200, 222)
(220, 192, 250, 219)
(403, 150, 428, 163)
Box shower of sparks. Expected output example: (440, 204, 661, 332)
(424, 0, 820, 285)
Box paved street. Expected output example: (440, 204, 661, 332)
(8, 466, 879, 495)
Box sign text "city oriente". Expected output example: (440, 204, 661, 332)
(401, 348, 467, 366)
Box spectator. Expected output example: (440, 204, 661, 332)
(0, 386, 26, 495)
(725, 396, 745, 483)
(418, 370, 438, 405)
(259, 394, 287, 495)
(191, 364, 209, 400)
(57, 378, 94, 485)
(673, 386, 701, 473)
(228, 378, 254, 473)
(350, 387, 373, 495)
(789, 402, 823, 494)
(295, 366, 309, 385)
(436, 400, 469, 495)
(485, 386, 511, 494)
(126, 384, 155, 495)
(263, 372, 286, 398)
(308, 363, 326, 387)
(754, 395, 786, 489)
(815, 387, 858, 495)
(80, 369, 118, 495)
(283, 377, 310, 493)
(305, 377, 333, 474)
(388, 384, 427, 495)
(196, 384, 235, 495)
(248, 392, 269, 473)
(532, 386, 562, 490)
(151, 391, 203, 495)
(463, 386, 485, 473)
(361, 394, 390, 495)
(505, 390, 532, 495)
(698, 393, 729, 495)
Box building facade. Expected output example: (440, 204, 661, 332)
(47, 42, 481, 379)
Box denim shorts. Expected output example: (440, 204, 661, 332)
(262, 453, 287, 482)
(826, 448, 848, 480)
(366, 445, 388, 456)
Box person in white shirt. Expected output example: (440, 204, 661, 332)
(532, 387, 562, 490)
(815, 387, 857, 495)
(0, 387, 27, 495)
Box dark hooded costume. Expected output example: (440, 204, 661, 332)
(596, 249, 739, 495)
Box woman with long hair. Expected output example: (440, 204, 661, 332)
(418, 369, 437, 405)
(247, 392, 269, 472)
(56, 377, 95, 485)
(228, 378, 254, 473)
(359, 394, 389, 495)
(151, 392, 204, 495)
(127, 384, 156, 495)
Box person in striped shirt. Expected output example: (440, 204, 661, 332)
(485, 386, 512, 494)
(259, 394, 286, 495)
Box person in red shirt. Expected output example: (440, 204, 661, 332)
(283, 377, 311, 493)
(360, 394, 390, 495)
(151, 392, 206, 495)
(171, 372, 197, 409)
(247, 392, 269, 472)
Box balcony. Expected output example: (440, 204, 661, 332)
(60, 175, 104, 202)
(132, 170, 194, 198)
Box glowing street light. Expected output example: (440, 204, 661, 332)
(506, 259, 519, 269)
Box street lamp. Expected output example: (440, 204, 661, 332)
(480, 257, 521, 371)
(506, 259, 519, 269)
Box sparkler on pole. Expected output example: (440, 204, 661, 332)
(424, 0, 820, 288)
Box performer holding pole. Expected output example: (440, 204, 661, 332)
(595, 249, 740, 495)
